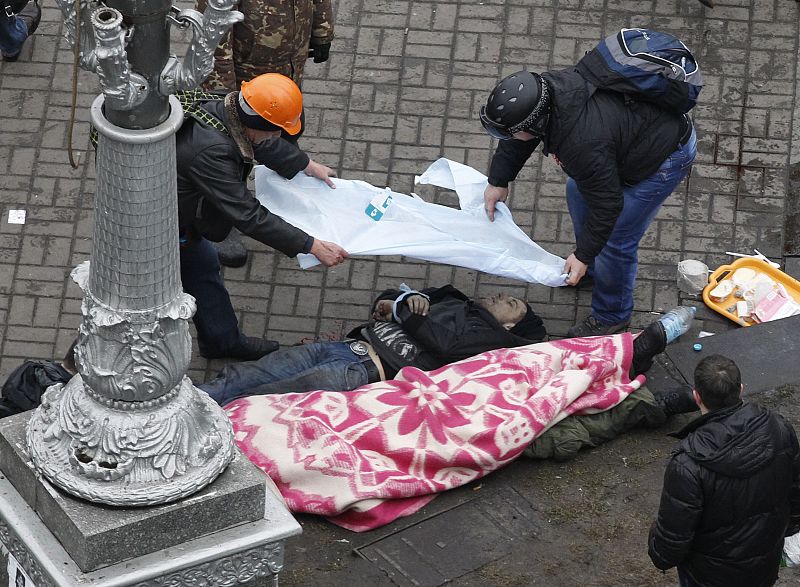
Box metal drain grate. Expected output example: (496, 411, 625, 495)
(353, 486, 542, 586)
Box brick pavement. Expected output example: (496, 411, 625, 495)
(0, 1, 799, 585)
(1, 0, 798, 390)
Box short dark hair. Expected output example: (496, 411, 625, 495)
(693, 354, 741, 411)
(508, 303, 546, 341)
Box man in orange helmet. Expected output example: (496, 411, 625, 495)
(176, 72, 348, 361)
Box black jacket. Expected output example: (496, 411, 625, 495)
(0, 360, 72, 418)
(487, 67, 685, 265)
(175, 98, 311, 255)
(648, 402, 800, 587)
(350, 285, 546, 376)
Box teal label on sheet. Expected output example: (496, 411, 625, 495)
(365, 190, 393, 221)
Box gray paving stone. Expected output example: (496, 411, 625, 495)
(0, 11, 798, 569)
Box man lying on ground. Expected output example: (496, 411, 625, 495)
(199, 284, 688, 410)
(199, 285, 547, 405)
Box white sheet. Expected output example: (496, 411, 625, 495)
(255, 158, 567, 287)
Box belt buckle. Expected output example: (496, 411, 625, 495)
(348, 340, 369, 356)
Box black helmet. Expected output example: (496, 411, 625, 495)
(480, 71, 551, 140)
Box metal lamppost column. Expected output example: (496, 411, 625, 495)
(102, 0, 172, 129)
(25, 0, 244, 506)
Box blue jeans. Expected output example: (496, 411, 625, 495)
(566, 129, 697, 325)
(180, 236, 243, 356)
(198, 341, 370, 405)
(0, 12, 28, 56)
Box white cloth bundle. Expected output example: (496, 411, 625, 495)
(255, 157, 567, 287)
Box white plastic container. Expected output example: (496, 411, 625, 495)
(677, 260, 709, 294)
(784, 531, 800, 567)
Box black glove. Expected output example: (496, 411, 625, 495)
(308, 42, 331, 64)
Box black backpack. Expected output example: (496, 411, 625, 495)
(576, 28, 703, 114)
(0, 361, 72, 418)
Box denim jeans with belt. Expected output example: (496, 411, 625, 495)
(198, 341, 371, 406)
(0, 12, 28, 56)
(566, 128, 697, 325)
(180, 236, 244, 356)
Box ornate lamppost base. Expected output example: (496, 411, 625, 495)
(26, 375, 234, 507)
(0, 410, 300, 583)
(23, 95, 236, 507)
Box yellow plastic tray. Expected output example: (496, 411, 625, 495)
(702, 257, 800, 326)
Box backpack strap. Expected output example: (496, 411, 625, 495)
(89, 89, 230, 149)
(177, 89, 229, 136)
(575, 28, 702, 115)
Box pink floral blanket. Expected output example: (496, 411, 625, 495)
(227, 333, 642, 531)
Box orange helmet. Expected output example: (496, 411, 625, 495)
(239, 73, 303, 135)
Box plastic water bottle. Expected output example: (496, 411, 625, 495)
(658, 306, 697, 344)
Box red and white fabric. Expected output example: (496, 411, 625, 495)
(227, 333, 642, 531)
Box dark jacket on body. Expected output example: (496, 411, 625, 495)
(350, 285, 546, 377)
(175, 97, 311, 254)
(648, 402, 800, 587)
(487, 67, 686, 265)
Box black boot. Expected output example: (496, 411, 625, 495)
(631, 320, 667, 377)
(200, 337, 279, 361)
(654, 387, 699, 417)
(214, 229, 249, 268)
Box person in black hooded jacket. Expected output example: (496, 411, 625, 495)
(479, 67, 696, 339)
(648, 354, 800, 587)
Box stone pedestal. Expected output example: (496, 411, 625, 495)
(0, 412, 301, 585)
